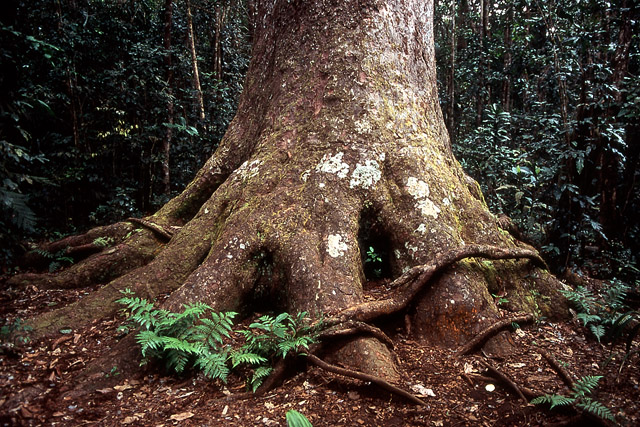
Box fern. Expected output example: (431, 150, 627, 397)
(562, 286, 597, 314)
(116, 289, 320, 392)
(195, 350, 230, 381)
(577, 398, 615, 421)
(250, 365, 274, 392)
(532, 375, 614, 421)
(571, 375, 602, 397)
(531, 394, 575, 409)
(230, 351, 268, 368)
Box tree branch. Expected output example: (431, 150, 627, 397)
(540, 349, 575, 388)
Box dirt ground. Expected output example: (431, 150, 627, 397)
(1, 279, 638, 426)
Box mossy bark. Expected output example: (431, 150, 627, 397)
(13, 0, 565, 383)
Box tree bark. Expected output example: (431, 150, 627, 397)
(13, 0, 565, 386)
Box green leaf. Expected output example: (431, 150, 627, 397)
(286, 410, 313, 427)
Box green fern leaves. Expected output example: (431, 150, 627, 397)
(116, 289, 320, 391)
(531, 376, 614, 421)
(117, 289, 237, 381)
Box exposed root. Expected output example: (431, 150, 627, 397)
(19, 222, 134, 267)
(326, 244, 544, 325)
(540, 349, 575, 388)
(480, 359, 528, 403)
(8, 233, 162, 290)
(456, 314, 535, 356)
(126, 217, 180, 241)
(318, 321, 394, 350)
(305, 353, 427, 406)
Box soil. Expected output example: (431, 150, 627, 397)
(1, 278, 638, 426)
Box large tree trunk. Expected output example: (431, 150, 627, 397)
(10, 0, 565, 387)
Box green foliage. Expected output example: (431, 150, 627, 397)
(117, 290, 319, 391)
(562, 282, 639, 365)
(286, 410, 313, 427)
(1, 0, 250, 264)
(235, 312, 321, 391)
(117, 289, 236, 381)
(531, 376, 614, 421)
(0, 318, 32, 345)
(435, 0, 640, 278)
(32, 248, 75, 272)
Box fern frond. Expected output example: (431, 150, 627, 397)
(160, 336, 204, 355)
(191, 312, 236, 349)
(576, 312, 601, 327)
(531, 394, 575, 409)
(135, 330, 163, 357)
(164, 348, 192, 373)
(605, 281, 629, 311)
(195, 351, 230, 382)
(589, 324, 606, 342)
(230, 351, 268, 368)
(576, 398, 615, 421)
(250, 365, 273, 392)
(561, 286, 597, 313)
(572, 375, 602, 397)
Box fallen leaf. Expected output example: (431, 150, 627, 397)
(114, 384, 133, 391)
(170, 412, 194, 421)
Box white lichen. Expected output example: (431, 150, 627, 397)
(417, 198, 441, 219)
(349, 160, 381, 189)
(407, 177, 441, 219)
(327, 234, 348, 258)
(236, 159, 262, 180)
(407, 177, 430, 198)
(316, 152, 349, 179)
(415, 223, 427, 234)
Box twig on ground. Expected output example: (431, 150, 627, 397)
(456, 314, 534, 355)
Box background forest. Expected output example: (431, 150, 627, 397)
(1, 0, 638, 291)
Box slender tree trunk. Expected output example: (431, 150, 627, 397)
(501, 3, 513, 112)
(445, 0, 456, 143)
(213, 4, 228, 82)
(186, 0, 205, 121)
(162, 0, 174, 195)
(476, 0, 490, 126)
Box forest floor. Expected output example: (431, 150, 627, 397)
(0, 277, 638, 426)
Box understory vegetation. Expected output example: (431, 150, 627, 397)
(116, 289, 320, 392)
